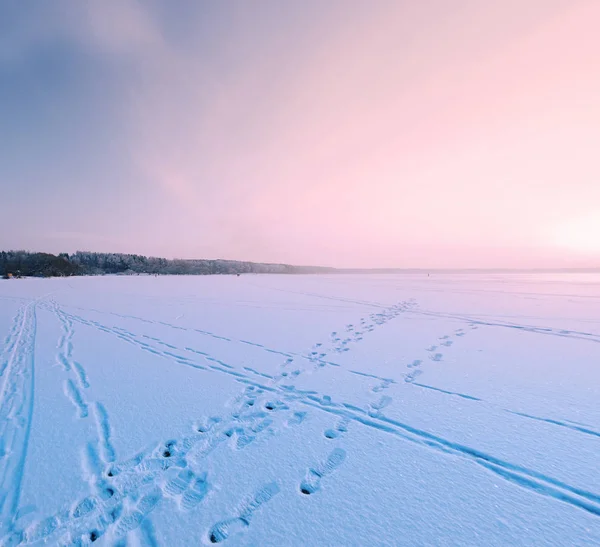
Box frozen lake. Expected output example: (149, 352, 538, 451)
(1, 273, 599, 546)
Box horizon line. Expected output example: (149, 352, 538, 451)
(2, 249, 599, 274)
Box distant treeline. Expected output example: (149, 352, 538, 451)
(0, 251, 334, 278)
(4, 251, 597, 279)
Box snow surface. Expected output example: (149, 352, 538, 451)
(0, 273, 599, 546)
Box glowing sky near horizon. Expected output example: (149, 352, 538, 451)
(1, 0, 600, 268)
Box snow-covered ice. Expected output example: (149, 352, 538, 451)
(1, 273, 599, 546)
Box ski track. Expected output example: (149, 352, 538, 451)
(3, 294, 600, 545)
(0, 307, 26, 380)
(3, 300, 411, 543)
(1, 301, 125, 545)
(505, 410, 600, 439)
(0, 302, 37, 538)
(408, 308, 600, 345)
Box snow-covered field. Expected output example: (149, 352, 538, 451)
(1, 273, 599, 546)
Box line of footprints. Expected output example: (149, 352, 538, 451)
(19, 303, 406, 545)
(405, 327, 471, 383)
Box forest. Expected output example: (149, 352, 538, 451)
(0, 251, 333, 278)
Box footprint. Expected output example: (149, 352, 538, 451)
(251, 418, 273, 434)
(164, 469, 194, 497)
(88, 529, 103, 543)
(72, 497, 97, 519)
(208, 482, 280, 543)
(287, 411, 307, 426)
(196, 417, 221, 434)
(430, 353, 443, 362)
(372, 378, 393, 393)
(64, 379, 88, 418)
(405, 369, 423, 383)
(300, 448, 346, 495)
(25, 516, 59, 543)
(324, 418, 349, 439)
(162, 440, 177, 458)
(209, 517, 249, 543)
(235, 430, 256, 450)
(369, 396, 392, 413)
(113, 489, 162, 538)
(240, 482, 280, 520)
(181, 474, 210, 510)
(336, 419, 349, 433)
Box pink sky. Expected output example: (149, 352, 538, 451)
(3, 1, 600, 268)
